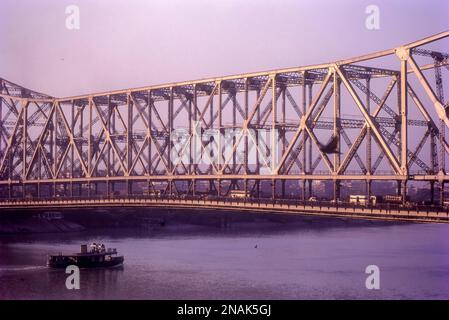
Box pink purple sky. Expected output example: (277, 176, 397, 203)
(0, 0, 448, 97)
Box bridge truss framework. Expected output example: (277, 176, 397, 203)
(1, 31, 449, 205)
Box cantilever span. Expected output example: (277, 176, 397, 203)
(0, 30, 449, 220)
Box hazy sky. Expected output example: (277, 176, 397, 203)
(0, 0, 448, 97)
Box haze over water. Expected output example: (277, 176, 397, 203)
(1, 219, 449, 299)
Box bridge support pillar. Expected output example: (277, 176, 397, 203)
(256, 180, 260, 198)
(244, 179, 248, 198)
(402, 180, 407, 205)
(127, 180, 132, 196)
(430, 181, 435, 204)
(107, 181, 111, 197)
(308, 180, 312, 199)
(281, 180, 286, 199)
(302, 180, 306, 201)
(209, 180, 214, 195)
(169, 180, 173, 196)
(366, 180, 371, 199)
(271, 179, 276, 200)
(333, 181, 340, 201)
(440, 182, 445, 206)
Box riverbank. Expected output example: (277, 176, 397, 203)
(0, 214, 85, 234)
(0, 207, 401, 235)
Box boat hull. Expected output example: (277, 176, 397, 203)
(47, 256, 124, 269)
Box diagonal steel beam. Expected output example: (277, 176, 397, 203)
(336, 66, 401, 173)
(275, 71, 332, 174)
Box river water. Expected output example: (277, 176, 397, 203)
(1, 218, 449, 299)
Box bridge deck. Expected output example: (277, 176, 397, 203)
(1, 197, 447, 224)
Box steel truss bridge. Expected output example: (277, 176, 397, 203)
(1, 31, 449, 221)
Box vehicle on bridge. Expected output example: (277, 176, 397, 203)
(383, 195, 406, 204)
(229, 190, 253, 199)
(349, 195, 378, 206)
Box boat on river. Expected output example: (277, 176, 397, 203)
(47, 243, 124, 268)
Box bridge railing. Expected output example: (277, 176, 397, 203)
(0, 193, 448, 216)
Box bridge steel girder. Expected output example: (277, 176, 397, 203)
(0, 30, 448, 204)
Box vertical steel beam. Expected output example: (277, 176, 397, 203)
(400, 59, 408, 175)
(302, 72, 307, 201)
(22, 100, 27, 180)
(434, 60, 446, 176)
(148, 91, 152, 176)
(0, 99, 2, 160)
(88, 98, 92, 196)
(106, 96, 111, 196)
(256, 87, 261, 197)
(271, 75, 277, 199)
(127, 93, 133, 175)
(169, 87, 174, 195)
(435, 60, 446, 204)
(78, 105, 83, 195)
(127, 93, 133, 194)
(53, 102, 57, 197)
(232, 88, 237, 174)
(70, 101, 75, 196)
(366, 77, 372, 199)
(281, 86, 286, 198)
(49, 103, 54, 180)
(400, 55, 409, 204)
(209, 86, 215, 195)
(187, 93, 192, 177)
(192, 85, 197, 196)
(333, 69, 340, 201)
(307, 83, 313, 198)
(217, 81, 222, 174)
(244, 78, 249, 175)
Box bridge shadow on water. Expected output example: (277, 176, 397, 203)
(0, 206, 407, 242)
